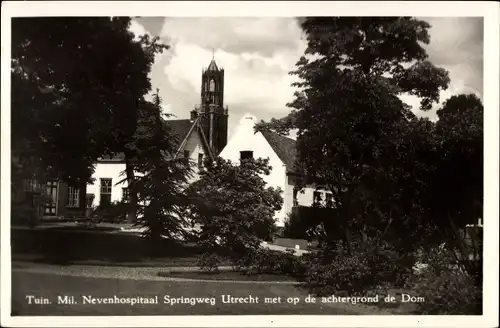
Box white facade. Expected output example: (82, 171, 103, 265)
(86, 126, 207, 208)
(85, 116, 324, 226)
(86, 162, 128, 207)
(219, 115, 317, 227)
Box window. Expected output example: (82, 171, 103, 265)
(100, 178, 112, 206)
(313, 191, 323, 205)
(209, 79, 215, 92)
(184, 150, 190, 159)
(240, 151, 253, 161)
(23, 179, 42, 192)
(23, 179, 36, 192)
(198, 153, 204, 169)
(68, 186, 80, 207)
(122, 187, 130, 202)
(86, 194, 94, 208)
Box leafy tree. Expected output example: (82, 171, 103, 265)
(126, 91, 194, 250)
(427, 94, 484, 277)
(11, 17, 167, 217)
(186, 157, 283, 262)
(256, 17, 450, 253)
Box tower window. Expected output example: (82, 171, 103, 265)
(240, 151, 253, 161)
(209, 79, 215, 92)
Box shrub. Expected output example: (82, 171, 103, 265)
(187, 157, 283, 260)
(410, 246, 482, 314)
(282, 211, 307, 239)
(197, 252, 224, 273)
(234, 248, 307, 277)
(93, 201, 128, 223)
(301, 238, 413, 296)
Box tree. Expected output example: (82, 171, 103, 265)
(256, 17, 450, 253)
(11, 17, 167, 216)
(126, 91, 194, 250)
(427, 94, 484, 278)
(186, 157, 283, 261)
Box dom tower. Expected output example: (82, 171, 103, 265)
(191, 56, 229, 156)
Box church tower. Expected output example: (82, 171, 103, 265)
(191, 56, 228, 155)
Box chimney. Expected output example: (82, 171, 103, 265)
(190, 110, 198, 121)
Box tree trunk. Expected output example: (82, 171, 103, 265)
(125, 155, 137, 224)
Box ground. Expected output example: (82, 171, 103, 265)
(11, 262, 385, 315)
(10, 222, 412, 316)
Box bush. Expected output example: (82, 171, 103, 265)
(301, 238, 413, 296)
(282, 211, 307, 239)
(233, 248, 307, 277)
(410, 246, 482, 314)
(93, 201, 128, 223)
(197, 252, 224, 273)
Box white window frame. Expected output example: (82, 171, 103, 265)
(100, 178, 112, 204)
(68, 186, 80, 208)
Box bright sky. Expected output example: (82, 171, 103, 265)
(130, 17, 483, 140)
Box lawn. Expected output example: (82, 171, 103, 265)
(11, 226, 208, 265)
(11, 271, 368, 315)
(157, 270, 297, 282)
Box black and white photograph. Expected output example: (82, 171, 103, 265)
(1, 1, 498, 327)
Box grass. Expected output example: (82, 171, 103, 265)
(48, 226, 119, 232)
(11, 227, 208, 264)
(157, 270, 297, 282)
(11, 271, 369, 315)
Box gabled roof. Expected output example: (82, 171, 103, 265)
(96, 118, 214, 163)
(170, 116, 214, 161)
(260, 130, 297, 172)
(164, 119, 195, 150)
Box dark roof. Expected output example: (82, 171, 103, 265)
(207, 59, 219, 71)
(98, 153, 125, 163)
(97, 119, 195, 163)
(163, 119, 195, 149)
(260, 130, 297, 171)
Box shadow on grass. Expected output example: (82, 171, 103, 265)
(11, 227, 210, 265)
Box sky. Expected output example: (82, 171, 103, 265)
(130, 17, 483, 140)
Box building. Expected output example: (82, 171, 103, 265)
(219, 115, 331, 227)
(18, 56, 326, 226)
(18, 57, 227, 219)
